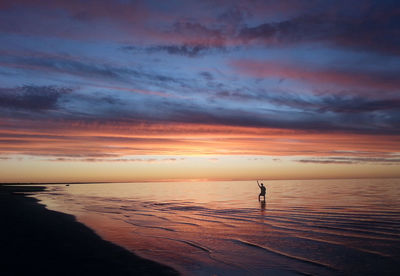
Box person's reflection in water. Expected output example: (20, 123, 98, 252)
(260, 200, 266, 213)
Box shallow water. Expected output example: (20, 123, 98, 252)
(34, 179, 400, 275)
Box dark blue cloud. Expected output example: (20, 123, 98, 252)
(0, 86, 71, 111)
(239, 1, 400, 55)
(147, 44, 213, 57)
(264, 94, 400, 113)
(199, 71, 214, 80)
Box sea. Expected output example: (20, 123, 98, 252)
(33, 179, 400, 275)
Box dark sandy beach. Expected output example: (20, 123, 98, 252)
(0, 185, 179, 276)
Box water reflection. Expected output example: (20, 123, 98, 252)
(35, 179, 400, 276)
(260, 200, 266, 213)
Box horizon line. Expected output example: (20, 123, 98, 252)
(2, 176, 400, 185)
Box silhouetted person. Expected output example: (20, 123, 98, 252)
(257, 180, 266, 202)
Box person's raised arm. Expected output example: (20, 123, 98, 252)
(257, 180, 260, 187)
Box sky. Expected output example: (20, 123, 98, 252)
(0, 0, 399, 182)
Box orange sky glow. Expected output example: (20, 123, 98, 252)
(1, 120, 399, 182)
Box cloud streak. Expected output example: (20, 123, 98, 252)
(297, 157, 400, 165)
(230, 59, 400, 91)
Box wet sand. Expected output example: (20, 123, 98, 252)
(0, 185, 179, 276)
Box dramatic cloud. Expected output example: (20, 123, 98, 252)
(0, 0, 399, 167)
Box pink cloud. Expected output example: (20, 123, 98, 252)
(230, 59, 400, 92)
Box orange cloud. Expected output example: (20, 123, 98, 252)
(0, 119, 398, 159)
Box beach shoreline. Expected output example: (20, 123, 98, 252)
(0, 185, 179, 276)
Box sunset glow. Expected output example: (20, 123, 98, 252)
(0, 0, 399, 182)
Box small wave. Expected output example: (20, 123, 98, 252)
(291, 234, 394, 259)
(306, 223, 400, 240)
(174, 221, 199, 226)
(214, 208, 253, 215)
(149, 235, 212, 253)
(256, 217, 400, 243)
(129, 212, 171, 221)
(84, 206, 121, 214)
(168, 205, 209, 211)
(232, 239, 336, 271)
(181, 240, 212, 253)
(123, 220, 176, 232)
(150, 202, 174, 207)
(179, 215, 236, 227)
(107, 198, 124, 202)
(205, 214, 254, 223)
